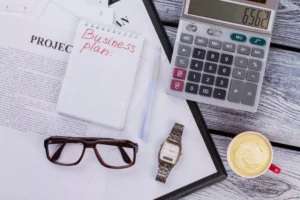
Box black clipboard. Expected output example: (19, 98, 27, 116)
(109, 0, 227, 199)
(143, 1, 227, 199)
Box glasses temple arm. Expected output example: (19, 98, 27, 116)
(51, 143, 66, 161)
(118, 146, 132, 164)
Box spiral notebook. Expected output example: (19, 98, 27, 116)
(57, 21, 144, 130)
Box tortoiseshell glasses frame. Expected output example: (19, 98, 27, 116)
(44, 136, 138, 169)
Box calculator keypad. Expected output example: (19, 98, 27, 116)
(206, 51, 220, 62)
(168, 21, 269, 112)
(178, 45, 191, 57)
(190, 60, 203, 71)
(222, 42, 236, 52)
(213, 88, 227, 100)
(195, 37, 208, 47)
(232, 68, 246, 80)
(237, 45, 251, 55)
(175, 56, 189, 68)
(204, 62, 217, 74)
(173, 68, 187, 80)
(199, 86, 213, 97)
(220, 54, 233, 65)
(208, 40, 222, 49)
(218, 65, 231, 76)
(186, 83, 199, 94)
(193, 48, 206, 59)
(235, 56, 248, 68)
(188, 71, 201, 83)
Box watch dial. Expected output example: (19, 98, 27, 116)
(160, 142, 180, 165)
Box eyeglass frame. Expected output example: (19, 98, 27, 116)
(44, 136, 139, 169)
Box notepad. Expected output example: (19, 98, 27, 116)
(57, 21, 144, 130)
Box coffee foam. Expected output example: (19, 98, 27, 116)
(228, 133, 272, 177)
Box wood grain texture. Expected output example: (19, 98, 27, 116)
(164, 25, 300, 147)
(154, 0, 300, 49)
(182, 134, 300, 200)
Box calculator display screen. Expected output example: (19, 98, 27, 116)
(188, 0, 271, 30)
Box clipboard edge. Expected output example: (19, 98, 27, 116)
(141, 0, 228, 199)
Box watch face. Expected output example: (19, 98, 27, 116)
(159, 141, 180, 165)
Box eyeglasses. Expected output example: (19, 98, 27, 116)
(44, 137, 138, 169)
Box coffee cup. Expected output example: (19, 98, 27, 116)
(227, 131, 281, 178)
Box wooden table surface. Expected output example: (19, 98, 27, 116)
(151, 0, 300, 199)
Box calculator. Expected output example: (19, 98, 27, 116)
(166, 0, 279, 112)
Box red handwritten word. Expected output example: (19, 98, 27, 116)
(80, 28, 136, 54)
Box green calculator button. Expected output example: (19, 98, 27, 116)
(250, 37, 266, 46)
(231, 33, 247, 42)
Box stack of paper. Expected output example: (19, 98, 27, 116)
(0, 0, 218, 199)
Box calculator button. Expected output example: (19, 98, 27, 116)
(220, 54, 233, 65)
(207, 29, 222, 36)
(228, 80, 244, 103)
(195, 36, 208, 47)
(232, 68, 246, 80)
(241, 82, 258, 106)
(175, 56, 189, 68)
(199, 86, 213, 97)
(237, 45, 251, 55)
(190, 60, 204, 71)
(193, 48, 206, 60)
(231, 33, 247, 42)
(204, 62, 217, 74)
(215, 77, 229, 88)
(251, 48, 265, 58)
(235, 56, 248, 68)
(218, 65, 231, 77)
(247, 71, 260, 83)
(186, 24, 198, 32)
(173, 68, 187, 80)
(222, 42, 236, 52)
(249, 60, 262, 72)
(178, 44, 191, 57)
(188, 71, 201, 83)
(208, 40, 222, 49)
(213, 88, 227, 100)
(180, 33, 194, 44)
(206, 51, 220, 62)
(170, 80, 184, 91)
(201, 74, 215, 85)
(250, 37, 266, 46)
(185, 83, 199, 94)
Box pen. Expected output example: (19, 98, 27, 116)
(140, 47, 161, 141)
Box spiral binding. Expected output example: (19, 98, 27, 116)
(84, 21, 139, 39)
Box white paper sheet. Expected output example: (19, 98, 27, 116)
(0, 0, 39, 12)
(86, 0, 109, 7)
(57, 21, 144, 129)
(89, 0, 218, 199)
(0, 15, 106, 199)
(0, 1, 219, 199)
(0, 127, 106, 200)
(0, 0, 114, 30)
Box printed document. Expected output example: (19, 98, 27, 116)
(0, 15, 106, 200)
(0, 15, 104, 138)
(0, 0, 114, 30)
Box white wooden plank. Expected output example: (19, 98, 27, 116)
(182, 134, 300, 200)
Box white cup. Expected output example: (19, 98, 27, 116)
(227, 131, 281, 178)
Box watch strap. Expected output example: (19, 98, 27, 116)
(155, 163, 173, 183)
(168, 123, 184, 144)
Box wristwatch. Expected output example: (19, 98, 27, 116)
(156, 123, 184, 183)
